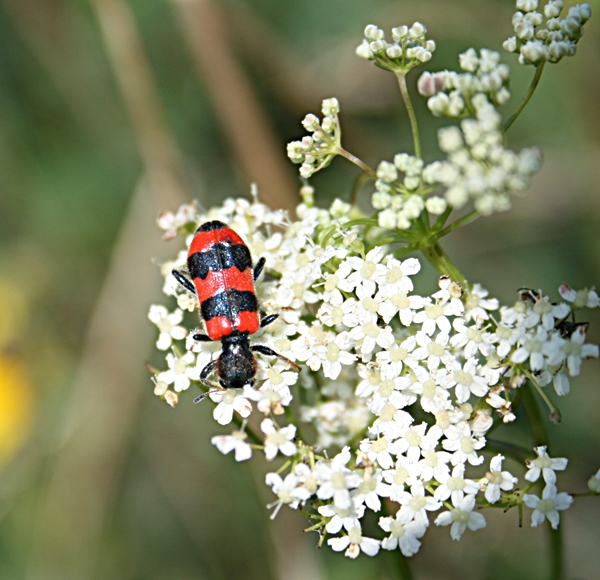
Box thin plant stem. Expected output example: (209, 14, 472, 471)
(420, 242, 466, 287)
(504, 62, 546, 133)
(549, 522, 564, 580)
(395, 72, 422, 159)
(430, 210, 480, 241)
(523, 369, 562, 424)
(521, 381, 548, 446)
(336, 147, 377, 177)
(385, 547, 415, 580)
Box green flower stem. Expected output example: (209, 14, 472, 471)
(520, 380, 548, 446)
(395, 72, 422, 159)
(485, 439, 532, 464)
(335, 147, 377, 178)
(430, 210, 480, 241)
(523, 369, 562, 425)
(549, 523, 564, 580)
(420, 242, 466, 287)
(504, 61, 546, 133)
(385, 547, 414, 580)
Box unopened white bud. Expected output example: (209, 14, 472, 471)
(391, 26, 408, 42)
(438, 126, 463, 152)
(427, 92, 449, 116)
(404, 175, 420, 191)
(403, 195, 425, 219)
(378, 208, 398, 230)
(495, 87, 511, 105)
(356, 39, 372, 59)
(520, 39, 546, 63)
(370, 39, 388, 54)
(364, 24, 384, 41)
(459, 48, 480, 72)
(372, 191, 392, 209)
(302, 114, 320, 131)
(409, 22, 427, 39)
(514, 20, 535, 40)
(425, 196, 447, 215)
(417, 71, 445, 97)
(545, 1, 563, 19)
(377, 161, 398, 183)
(386, 44, 402, 59)
(503, 36, 518, 52)
(322, 98, 339, 116)
(516, 0, 538, 12)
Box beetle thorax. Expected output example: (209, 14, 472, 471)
(218, 334, 257, 389)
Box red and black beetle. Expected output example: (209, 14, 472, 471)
(172, 220, 300, 402)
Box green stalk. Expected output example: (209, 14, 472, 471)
(395, 72, 422, 159)
(549, 523, 564, 580)
(520, 381, 548, 446)
(430, 210, 480, 241)
(336, 147, 377, 177)
(504, 62, 546, 133)
(523, 369, 562, 424)
(385, 547, 414, 580)
(420, 242, 466, 287)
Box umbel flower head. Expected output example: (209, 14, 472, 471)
(356, 22, 436, 73)
(503, 1, 591, 65)
(149, 194, 598, 559)
(148, 4, 598, 564)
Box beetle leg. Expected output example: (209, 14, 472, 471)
(198, 359, 220, 388)
(193, 332, 213, 342)
(251, 345, 301, 372)
(260, 313, 279, 328)
(194, 388, 224, 404)
(253, 257, 266, 281)
(195, 360, 226, 403)
(172, 269, 196, 294)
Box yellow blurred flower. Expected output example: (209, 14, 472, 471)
(0, 357, 33, 466)
(0, 279, 33, 466)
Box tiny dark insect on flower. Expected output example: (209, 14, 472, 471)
(172, 220, 300, 402)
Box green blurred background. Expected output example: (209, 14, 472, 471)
(0, 0, 598, 578)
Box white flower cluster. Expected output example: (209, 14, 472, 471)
(356, 22, 436, 72)
(503, 0, 591, 65)
(371, 154, 443, 230)
(425, 95, 543, 215)
(149, 196, 598, 558)
(287, 98, 341, 178)
(418, 48, 511, 117)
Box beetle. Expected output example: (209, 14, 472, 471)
(172, 220, 300, 402)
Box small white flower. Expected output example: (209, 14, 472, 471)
(211, 430, 252, 462)
(434, 494, 486, 540)
(148, 305, 188, 350)
(157, 351, 197, 392)
(396, 482, 442, 524)
(328, 525, 380, 558)
(210, 389, 253, 425)
(265, 472, 312, 518)
(523, 484, 573, 529)
(481, 454, 518, 503)
(525, 446, 568, 485)
(318, 498, 365, 534)
(434, 463, 479, 504)
(315, 447, 362, 510)
(260, 418, 297, 461)
(379, 514, 427, 556)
